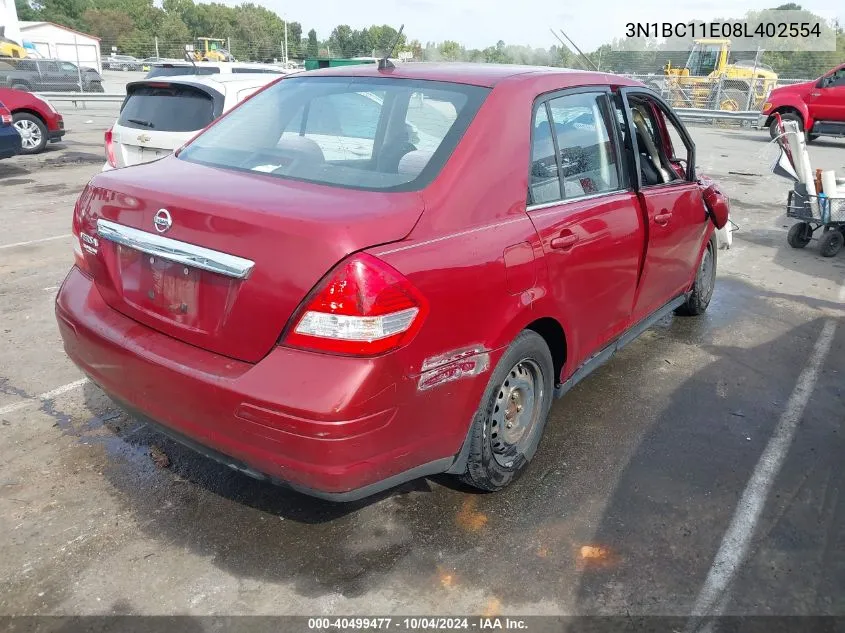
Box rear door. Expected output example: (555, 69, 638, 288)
(112, 82, 221, 167)
(527, 88, 643, 368)
(39, 61, 69, 91)
(619, 88, 708, 322)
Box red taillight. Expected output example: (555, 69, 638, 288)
(71, 190, 94, 277)
(104, 127, 116, 168)
(282, 253, 428, 356)
(0, 106, 12, 125)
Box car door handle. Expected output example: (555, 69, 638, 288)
(550, 233, 578, 250)
(811, 92, 821, 97)
(655, 212, 673, 226)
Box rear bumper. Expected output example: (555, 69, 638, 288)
(55, 267, 481, 500)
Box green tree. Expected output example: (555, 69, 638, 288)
(37, 0, 92, 30)
(15, 0, 41, 21)
(285, 21, 302, 58)
(306, 28, 319, 57)
(82, 8, 134, 45)
(438, 40, 462, 61)
(156, 12, 190, 57)
(328, 24, 353, 57)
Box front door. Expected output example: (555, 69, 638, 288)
(59, 62, 83, 91)
(809, 65, 845, 123)
(527, 89, 643, 371)
(619, 89, 710, 323)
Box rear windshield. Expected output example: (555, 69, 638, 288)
(119, 85, 215, 132)
(179, 76, 490, 192)
(146, 65, 220, 78)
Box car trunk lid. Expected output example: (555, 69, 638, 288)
(77, 156, 425, 362)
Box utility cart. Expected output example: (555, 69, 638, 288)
(786, 186, 845, 257)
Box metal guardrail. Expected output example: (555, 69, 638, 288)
(675, 108, 761, 123)
(37, 92, 763, 124)
(35, 92, 125, 108)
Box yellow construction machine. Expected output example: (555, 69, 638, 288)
(190, 38, 234, 62)
(0, 27, 27, 58)
(664, 39, 778, 111)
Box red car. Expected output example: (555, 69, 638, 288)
(0, 87, 65, 154)
(759, 62, 845, 141)
(56, 64, 728, 500)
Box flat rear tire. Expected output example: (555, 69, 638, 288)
(459, 330, 554, 492)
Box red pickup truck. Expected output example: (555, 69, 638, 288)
(759, 63, 845, 141)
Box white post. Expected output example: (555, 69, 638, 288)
(155, 36, 159, 58)
(284, 20, 288, 63)
(73, 34, 82, 90)
(227, 37, 231, 57)
(746, 47, 761, 111)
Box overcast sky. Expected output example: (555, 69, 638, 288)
(259, 0, 844, 51)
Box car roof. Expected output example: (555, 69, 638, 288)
(300, 62, 635, 88)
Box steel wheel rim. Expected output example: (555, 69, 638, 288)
(491, 358, 544, 467)
(14, 120, 41, 150)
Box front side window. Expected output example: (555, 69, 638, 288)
(60, 62, 77, 72)
(528, 91, 620, 205)
(180, 77, 489, 192)
(628, 96, 691, 186)
(824, 67, 845, 88)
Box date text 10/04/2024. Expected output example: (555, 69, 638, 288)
(625, 22, 823, 39)
(307, 617, 528, 630)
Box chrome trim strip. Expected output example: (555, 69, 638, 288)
(97, 219, 255, 279)
(526, 189, 630, 214)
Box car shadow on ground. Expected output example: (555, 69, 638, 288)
(571, 313, 845, 616)
(49, 277, 844, 607)
(734, 225, 845, 286)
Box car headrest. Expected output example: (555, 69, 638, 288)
(398, 150, 434, 176)
(276, 135, 324, 162)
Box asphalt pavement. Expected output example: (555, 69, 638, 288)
(0, 115, 843, 620)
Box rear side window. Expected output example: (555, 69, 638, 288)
(529, 91, 620, 204)
(119, 85, 215, 132)
(179, 76, 489, 192)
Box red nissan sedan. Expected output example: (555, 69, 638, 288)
(56, 63, 728, 500)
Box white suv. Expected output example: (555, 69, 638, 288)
(103, 74, 279, 171)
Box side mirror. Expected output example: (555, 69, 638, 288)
(703, 184, 730, 229)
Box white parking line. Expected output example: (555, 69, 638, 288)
(0, 234, 71, 250)
(689, 317, 837, 622)
(0, 378, 88, 416)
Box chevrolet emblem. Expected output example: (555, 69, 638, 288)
(137, 134, 151, 143)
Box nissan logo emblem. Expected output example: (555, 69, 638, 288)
(153, 209, 172, 234)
